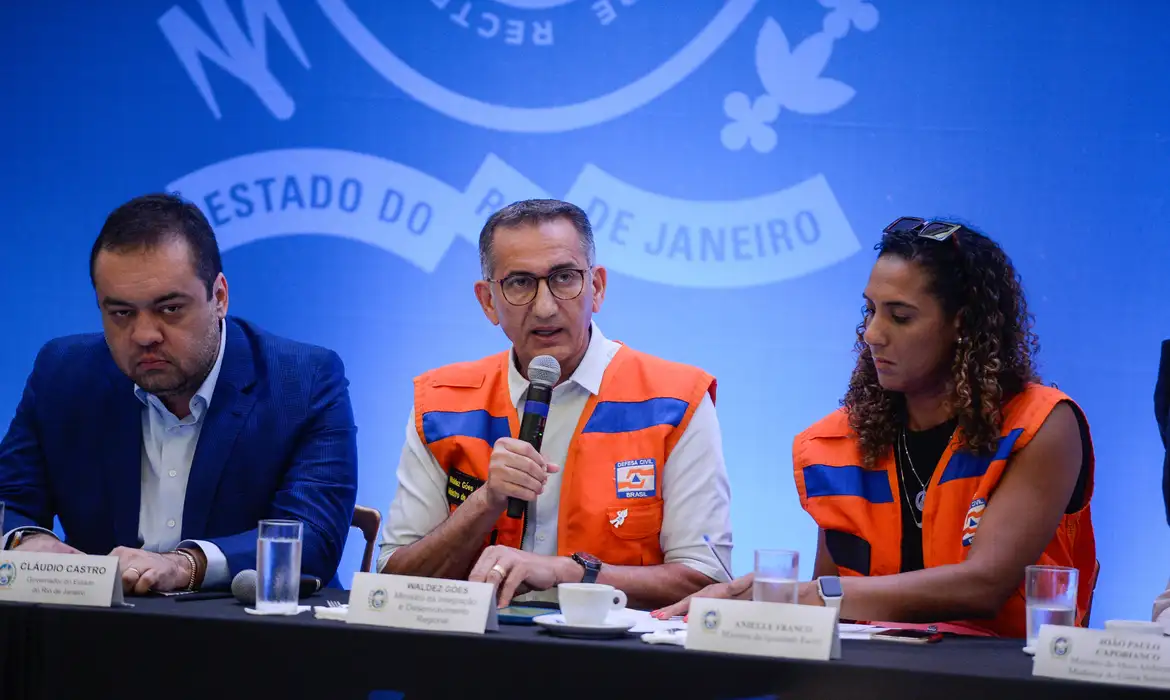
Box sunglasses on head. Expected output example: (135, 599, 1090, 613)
(884, 216, 962, 242)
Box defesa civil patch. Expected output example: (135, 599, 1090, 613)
(615, 458, 657, 499)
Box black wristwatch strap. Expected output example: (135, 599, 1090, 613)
(572, 553, 601, 584)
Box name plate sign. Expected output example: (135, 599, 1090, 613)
(0, 551, 124, 607)
(347, 572, 494, 634)
(685, 598, 841, 660)
(1033, 624, 1170, 690)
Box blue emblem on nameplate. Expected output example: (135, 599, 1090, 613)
(615, 458, 657, 499)
(0, 561, 15, 588)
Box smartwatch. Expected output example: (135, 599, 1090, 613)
(572, 552, 602, 584)
(817, 576, 843, 610)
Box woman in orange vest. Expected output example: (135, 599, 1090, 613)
(654, 217, 1097, 637)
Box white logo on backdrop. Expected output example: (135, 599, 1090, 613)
(723, 0, 879, 153)
(161, 0, 876, 287)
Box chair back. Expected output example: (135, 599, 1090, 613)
(351, 505, 382, 573)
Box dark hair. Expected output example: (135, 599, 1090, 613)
(478, 199, 594, 279)
(89, 192, 223, 298)
(842, 223, 1041, 467)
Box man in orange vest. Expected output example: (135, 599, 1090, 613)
(377, 199, 733, 609)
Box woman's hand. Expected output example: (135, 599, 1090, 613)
(650, 573, 754, 619)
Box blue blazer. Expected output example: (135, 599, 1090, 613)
(0, 317, 358, 587)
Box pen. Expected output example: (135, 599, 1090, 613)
(703, 534, 734, 581)
(173, 591, 235, 602)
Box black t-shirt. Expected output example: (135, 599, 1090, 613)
(896, 409, 1090, 573)
(896, 419, 957, 573)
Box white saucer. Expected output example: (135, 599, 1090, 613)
(533, 613, 636, 639)
(1022, 644, 1035, 655)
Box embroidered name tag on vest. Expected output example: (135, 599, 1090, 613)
(615, 459, 657, 499)
(447, 468, 484, 506)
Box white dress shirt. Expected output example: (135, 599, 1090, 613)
(3, 321, 231, 588)
(377, 322, 734, 596)
(134, 319, 231, 588)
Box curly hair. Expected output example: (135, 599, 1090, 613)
(842, 223, 1041, 467)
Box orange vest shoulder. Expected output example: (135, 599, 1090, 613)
(998, 383, 1074, 450)
(793, 409, 856, 466)
(415, 352, 505, 391)
(413, 352, 513, 451)
(598, 344, 717, 404)
(798, 408, 851, 439)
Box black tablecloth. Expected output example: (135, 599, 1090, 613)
(2, 591, 1164, 700)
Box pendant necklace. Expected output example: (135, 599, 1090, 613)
(898, 427, 928, 527)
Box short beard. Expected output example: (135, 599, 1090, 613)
(140, 322, 221, 399)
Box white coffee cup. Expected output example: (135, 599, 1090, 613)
(1105, 619, 1164, 635)
(557, 583, 628, 626)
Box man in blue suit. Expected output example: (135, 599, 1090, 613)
(0, 193, 359, 593)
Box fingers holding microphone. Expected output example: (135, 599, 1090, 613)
(501, 354, 562, 517)
(485, 437, 559, 511)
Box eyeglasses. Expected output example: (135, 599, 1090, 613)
(884, 216, 962, 242)
(488, 267, 591, 306)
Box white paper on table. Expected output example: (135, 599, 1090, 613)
(634, 618, 889, 647)
(313, 604, 348, 621)
(839, 623, 892, 639)
(244, 605, 311, 616)
(611, 609, 688, 634)
(623, 612, 885, 637)
(641, 628, 687, 646)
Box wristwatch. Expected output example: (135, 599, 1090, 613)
(817, 576, 843, 610)
(572, 552, 602, 584)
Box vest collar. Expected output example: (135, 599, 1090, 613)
(506, 321, 619, 404)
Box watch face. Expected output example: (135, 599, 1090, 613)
(820, 577, 843, 598)
(574, 552, 601, 567)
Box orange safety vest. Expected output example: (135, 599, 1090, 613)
(792, 384, 1097, 638)
(413, 343, 715, 567)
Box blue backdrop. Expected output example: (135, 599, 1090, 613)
(1, 0, 1166, 626)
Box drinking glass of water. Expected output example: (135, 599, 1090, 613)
(1025, 564, 1078, 649)
(753, 549, 799, 604)
(256, 519, 304, 614)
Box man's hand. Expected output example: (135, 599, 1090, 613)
(469, 545, 582, 607)
(110, 547, 193, 595)
(12, 532, 82, 555)
(650, 573, 754, 619)
(482, 438, 559, 511)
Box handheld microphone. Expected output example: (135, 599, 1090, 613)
(230, 568, 323, 606)
(507, 355, 561, 519)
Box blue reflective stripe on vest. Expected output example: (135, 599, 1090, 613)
(938, 428, 1024, 485)
(803, 464, 895, 503)
(422, 409, 511, 445)
(581, 397, 689, 434)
